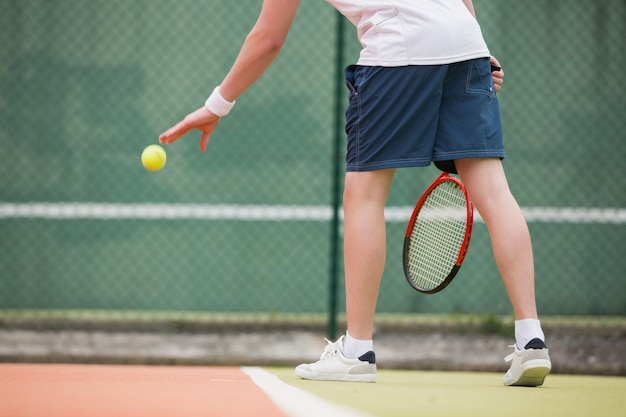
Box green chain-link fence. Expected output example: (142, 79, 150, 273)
(1, 1, 624, 331)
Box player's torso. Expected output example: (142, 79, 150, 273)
(325, 0, 490, 66)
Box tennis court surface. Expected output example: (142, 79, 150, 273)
(1, 364, 624, 417)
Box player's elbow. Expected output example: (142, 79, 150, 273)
(246, 27, 288, 56)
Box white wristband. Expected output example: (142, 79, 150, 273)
(205, 86, 236, 117)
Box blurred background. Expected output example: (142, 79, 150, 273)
(0, 0, 624, 345)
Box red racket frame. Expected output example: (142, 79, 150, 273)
(403, 172, 474, 293)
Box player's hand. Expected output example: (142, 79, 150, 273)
(159, 107, 220, 153)
(490, 56, 504, 93)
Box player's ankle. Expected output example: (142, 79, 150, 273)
(514, 318, 545, 349)
(343, 331, 374, 359)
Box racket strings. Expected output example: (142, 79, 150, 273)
(406, 182, 469, 291)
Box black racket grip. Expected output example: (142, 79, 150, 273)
(490, 64, 502, 72)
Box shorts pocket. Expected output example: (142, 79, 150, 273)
(466, 59, 497, 98)
(345, 65, 357, 94)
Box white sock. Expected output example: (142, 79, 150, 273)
(342, 331, 373, 359)
(515, 319, 545, 349)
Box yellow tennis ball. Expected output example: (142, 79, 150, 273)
(141, 144, 166, 171)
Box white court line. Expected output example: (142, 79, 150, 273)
(242, 367, 374, 417)
(384, 206, 626, 224)
(0, 203, 332, 221)
(0, 203, 625, 223)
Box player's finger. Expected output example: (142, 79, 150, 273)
(159, 117, 196, 144)
(158, 124, 185, 145)
(198, 120, 220, 152)
(493, 72, 503, 93)
(199, 132, 210, 153)
(489, 57, 504, 93)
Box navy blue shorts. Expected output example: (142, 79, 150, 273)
(344, 58, 505, 173)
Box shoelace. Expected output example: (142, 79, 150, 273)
(504, 344, 518, 362)
(319, 338, 340, 360)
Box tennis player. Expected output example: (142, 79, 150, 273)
(159, 0, 551, 387)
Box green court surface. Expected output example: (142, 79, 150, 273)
(272, 368, 626, 417)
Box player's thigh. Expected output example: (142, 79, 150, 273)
(343, 169, 396, 208)
(455, 158, 511, 204)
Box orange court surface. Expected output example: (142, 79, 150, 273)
(0, 364, 288, 417)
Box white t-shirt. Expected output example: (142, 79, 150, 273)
(326, 0, 490, 66)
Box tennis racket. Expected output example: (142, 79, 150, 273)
(403, 172, 473, 294)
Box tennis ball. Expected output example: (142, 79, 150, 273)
(141, 144, 166, 171)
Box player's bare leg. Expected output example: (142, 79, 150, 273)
(455, 158, 537, 320)
(456, 157, 550, 386)
(342, 169, 396, 341)
(294, 170, 393, 382)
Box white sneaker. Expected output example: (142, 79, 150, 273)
(503, 338, 551, 386)
(295, 336, 377, 382)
